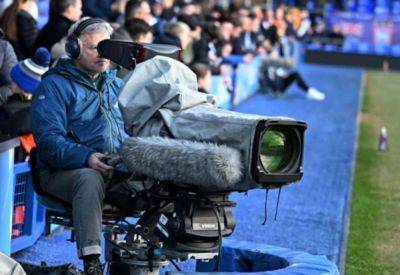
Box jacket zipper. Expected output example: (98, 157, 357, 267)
(60, 71, 116, 153)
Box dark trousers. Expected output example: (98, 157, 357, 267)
(40, 168, 107, 258)
(278, 71, 309, 93)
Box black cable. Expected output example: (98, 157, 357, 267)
(104, 237, 134, 256)
(121, 219, 153, 246)
(167, 257, 182, 271)
(211, 207, 222, 271)
(274, 187, 282, 221)
(262, 189, 269, 225)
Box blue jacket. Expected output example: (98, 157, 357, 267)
(31, 59, 128, 170)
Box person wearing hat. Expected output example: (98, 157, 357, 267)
(0, 47, 50, 156)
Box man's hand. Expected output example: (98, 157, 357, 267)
(88, 152, 114, 174)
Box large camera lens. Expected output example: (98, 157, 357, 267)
(260, 127, 299, 173)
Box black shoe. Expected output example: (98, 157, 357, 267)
(83, 256, 103, 275)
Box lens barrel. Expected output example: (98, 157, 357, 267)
(251, 120, 306, 187)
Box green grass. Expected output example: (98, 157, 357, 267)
(346, 71, 400, 274)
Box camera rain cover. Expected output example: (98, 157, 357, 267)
(118, 56, 300, 191)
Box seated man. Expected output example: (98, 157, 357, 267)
(259, 43, 325, 100)
(31, 17, 128, 275)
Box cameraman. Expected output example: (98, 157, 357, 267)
(31, 17, 128, 275)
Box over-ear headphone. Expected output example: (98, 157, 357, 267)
(65, 18, 106, 59)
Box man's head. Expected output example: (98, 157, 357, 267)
(66, 17, 113, 76)
(125, 0, 153, 25)
(125, 18, 153, 43)
(10, 47, 50, 98)
(177, 14, 202, 41)
(165, 21, 192, 49)
(50, 0, 82, 21)
(190, 63, 211, 92)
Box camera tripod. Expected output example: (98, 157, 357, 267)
(103, 188, 236, 275)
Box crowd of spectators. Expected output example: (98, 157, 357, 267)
(0, 0, 327, 145)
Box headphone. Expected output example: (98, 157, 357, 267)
(65, 18, 106, 59)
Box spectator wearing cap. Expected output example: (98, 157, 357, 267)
(0, 47, 50, 154)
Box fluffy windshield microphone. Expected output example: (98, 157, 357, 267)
(119, 136, 243, 191)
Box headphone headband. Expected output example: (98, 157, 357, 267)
(73, 18, 106, 38)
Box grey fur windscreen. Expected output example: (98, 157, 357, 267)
(120, 136, 243, 191)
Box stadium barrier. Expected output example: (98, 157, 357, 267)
(0, 138, 45, 255)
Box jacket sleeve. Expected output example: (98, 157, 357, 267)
(0, 40, 17, 85)
(31, 79, 95, 169)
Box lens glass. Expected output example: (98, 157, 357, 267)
(260, 130, 292, 173)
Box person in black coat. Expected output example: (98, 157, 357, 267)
(0, 0, 39, 60)
(34, 0, 82, 51)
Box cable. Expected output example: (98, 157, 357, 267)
(274, 187, 282, 221)
(167, 257, 182, 271)
(104, 237, 134, 256)
(262, 189, 269, 225)
(211, 207, 222, 272)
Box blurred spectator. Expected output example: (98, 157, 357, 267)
(126, 18, 153, 42)
(233, 16, 257, 54)
(158, 0, 175, 21)
(296, 9, 311, 38)
(82, 0, 123, 21)
(258, 48, 325, 100)
(164, 21, 192, 62)
(34, 0, 82, 51)
(251, 4, 264, 21)
(0, 0, 39, 59)
(113, 0, 153, 41)
(0, 47, 50, 157)
(0, 29, 17, 106)
(274, 5, 286, 37)
(124, 0, 153, 24)
(217, 21, 233, 42)
(180, 1, 201, 16)
(150, 0, 163, 19)
(114, 18, 153, 79)
(261, 9, 279, 46)
(177, 14, 209, 65)
(190, 62, 211, 94)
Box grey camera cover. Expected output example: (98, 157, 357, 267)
(119, 56, 292, 190)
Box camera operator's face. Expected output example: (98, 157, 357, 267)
(78, 31, 110, 77)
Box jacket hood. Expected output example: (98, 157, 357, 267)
(43, 58, 117, 88)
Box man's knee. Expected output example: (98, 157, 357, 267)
(73, 168, 106, 198)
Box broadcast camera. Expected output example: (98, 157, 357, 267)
(97, 40, 307, 274)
